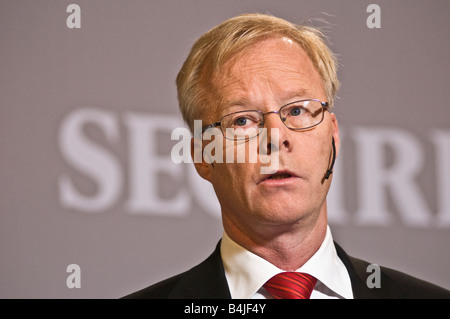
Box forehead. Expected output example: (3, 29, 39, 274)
(210, 36, 324, 111)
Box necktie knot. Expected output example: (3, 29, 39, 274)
(263, 272, 317, 299)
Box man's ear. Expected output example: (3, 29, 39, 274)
(330, 113, 340, 158)
(191, 137, 213, 182)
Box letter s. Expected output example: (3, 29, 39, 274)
(58, 108, 122, 212)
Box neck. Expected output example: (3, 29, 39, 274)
(222, 203, 328, 271)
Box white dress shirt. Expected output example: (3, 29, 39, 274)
(220, 225, 354, 299)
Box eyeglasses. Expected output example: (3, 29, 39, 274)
(201, 99, 330, 140)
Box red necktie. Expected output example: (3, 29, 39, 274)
(263, 272, 317, 299)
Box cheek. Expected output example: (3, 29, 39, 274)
(210, 163, 246, 196)
(296, 131, 333, 180)
(210, 161, 261, 206)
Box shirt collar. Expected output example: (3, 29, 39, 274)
(220, 225, 353, 299)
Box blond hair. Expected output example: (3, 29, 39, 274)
(176, 13, 339, 132)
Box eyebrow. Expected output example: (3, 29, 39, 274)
(220, 88, 312, 112)
(279, 88, 311, 101)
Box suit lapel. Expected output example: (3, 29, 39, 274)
(168, 241, 231, 299)
(335, 243, 381, 298)
(335, 242, 406, 298)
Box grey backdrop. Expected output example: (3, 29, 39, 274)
(1, 0, 449, 298)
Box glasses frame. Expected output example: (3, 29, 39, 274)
(201, 99, 330, 140)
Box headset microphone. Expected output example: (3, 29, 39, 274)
(324, 137, 336, 180)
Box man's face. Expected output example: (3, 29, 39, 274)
(194, 36, 339, 236)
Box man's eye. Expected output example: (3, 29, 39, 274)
(232, 115, 259, 127)
(235, 117, 248, 126)
(289, 107, 305, 116)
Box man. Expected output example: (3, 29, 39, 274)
(124, 13, 450, 299)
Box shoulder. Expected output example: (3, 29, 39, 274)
(122, 242, 231, 299)
(335, 243, 450, 299)
(122, 272, 185, 299)
(381, 264, 450, 298)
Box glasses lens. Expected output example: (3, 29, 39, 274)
(222, 111, 262, 140)
(280, 100, 324, 130)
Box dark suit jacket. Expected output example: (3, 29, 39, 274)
(123, 241, 450, 299)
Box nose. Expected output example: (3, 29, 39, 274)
(262, 112, 291, 154)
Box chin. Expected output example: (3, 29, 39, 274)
(252, 204, 314, 226)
